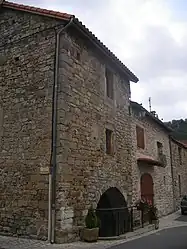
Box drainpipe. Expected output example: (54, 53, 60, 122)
(169, 135, 175, 212)
(48, 17, 74, 244)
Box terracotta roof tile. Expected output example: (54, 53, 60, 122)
(3, 1, 73, 20)
(137, 153, 162, 166)
(176, 140, 187, 148)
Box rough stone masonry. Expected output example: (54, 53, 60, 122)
(0, 4, 136, 243)
(54, 28, 135, 242)
(131, 104, 174, 217)
(0, 7, 60, 239)
(170, 139, 187, 210)
(1, 1, 187, 244)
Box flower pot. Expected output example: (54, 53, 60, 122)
(152, 219, 159, 230)
(83, 227, 99, 242)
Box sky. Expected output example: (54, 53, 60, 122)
(12, 0, 187, 121)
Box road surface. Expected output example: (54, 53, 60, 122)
(110, 226, 187, 249)
(0, 213, 187, 249)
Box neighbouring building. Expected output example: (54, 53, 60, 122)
(0, 0, 139, 243)
(170, 138, 187, 210)
(130, 101, 175, 217)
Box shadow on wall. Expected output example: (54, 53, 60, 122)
(96, 187, 130, 237)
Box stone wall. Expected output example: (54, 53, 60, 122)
(0, 7, 136, 243)
(131, 111, 174, 217)
(2, 5, 186, 244)
(0, 8, 60, 239)
(55, 28, 133, 242)
(170, 140, 187, 210)
(2, 6, 186, 244)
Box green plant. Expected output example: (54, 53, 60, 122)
(136, 199, 149, 211)
(85, 206, 99, 229)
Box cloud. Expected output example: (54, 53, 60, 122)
(12, 0, 187, 121)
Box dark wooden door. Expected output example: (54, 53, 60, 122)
(140, 173, 154, 205)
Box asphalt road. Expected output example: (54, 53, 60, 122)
(109, 226, 187, 249)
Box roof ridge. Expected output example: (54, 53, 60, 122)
(3, 1, 73, 19)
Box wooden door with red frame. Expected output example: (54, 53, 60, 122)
(140, 173, 154, 206)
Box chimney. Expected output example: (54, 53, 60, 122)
(150, 111, 156, 116)
(150, 110, 159, 118)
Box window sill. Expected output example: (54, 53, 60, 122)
(105, 96, 116, 107)
(106, 152, 115, 157)
(137, 146, 145, 150)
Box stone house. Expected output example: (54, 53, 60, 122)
(130, 101, 175, 217)
(0, 0, 138, 243)
(170, 138, 187, 210)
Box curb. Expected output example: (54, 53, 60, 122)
(87, 212, 185, 248)
(0, 211, 184, 249)
(125, 224, 155, 239)
(98, 224, 155, 241)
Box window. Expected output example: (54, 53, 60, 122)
(76, 51, 81, 61)
(178, 175, 182, 196)
(157, 141, 163, 155)
(105, 67, 114, 99)
(163, 176, 166, 185)
(178, 147, 182, 165)
(136, 125, 145, 149)
(106, 128, 113, 155)
(14, 56, 19, 61)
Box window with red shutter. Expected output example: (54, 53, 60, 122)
(106, 128, 113, 155)
(136, 125, 145, 149)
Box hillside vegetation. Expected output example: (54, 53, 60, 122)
(165, 119, 187, 141)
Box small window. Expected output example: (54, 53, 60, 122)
(136, 125, 145, 149)
(163, 176, 166, 185)
(178, 147, 182, 165)
(157, 142, 163, 155)
(179, 175, 182, 196)
(14, 56, 19, 61)
(106, 128, 113, 155)
(76, 51, 81, 61)
(105, 67, 114, 99)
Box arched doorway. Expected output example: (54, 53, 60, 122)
(140, 173, 154, 205)
(96, 187, 130, 237)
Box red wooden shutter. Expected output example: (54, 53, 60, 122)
(136, 125, 145, 149)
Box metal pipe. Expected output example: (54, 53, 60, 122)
(48, 17, 73, 243)
(48, 174, 52, 241)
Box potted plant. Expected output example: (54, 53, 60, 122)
(136, 199, 150, 226)
(136, 199, 149, 211)
(82, 206, 100, 242)
(148, 205, 159, 229)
